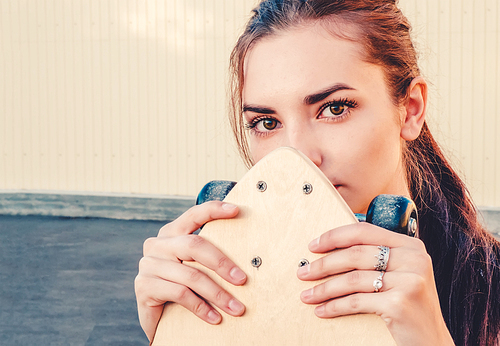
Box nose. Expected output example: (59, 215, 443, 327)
(284, 126, 323, 168)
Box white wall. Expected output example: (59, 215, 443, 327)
(1, 0, 499, 207)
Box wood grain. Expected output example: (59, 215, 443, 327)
(152, 147, 395, 345)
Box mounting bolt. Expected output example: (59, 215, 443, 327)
(257, 181, 267, 192)
(251, 256, 262, 268)
(298, 258, 309, 267)
(408, 217, 417, 235)
(303, 183, 313, 195)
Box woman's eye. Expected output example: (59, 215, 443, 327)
(319, 99, 357, 120)
(249, 117, 281, 133)
(329, 104, 346, 116)
(261, 119, 278, 130)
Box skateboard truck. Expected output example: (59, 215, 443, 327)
(196, 180, 418, 237)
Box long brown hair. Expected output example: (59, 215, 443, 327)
(228, 1, 500, 345)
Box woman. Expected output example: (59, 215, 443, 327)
(135, 0, 500, 345)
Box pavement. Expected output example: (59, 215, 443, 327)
(1, 213, 498, 346)
(0, 215, 164, 346)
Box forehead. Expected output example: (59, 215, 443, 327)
(242, 22, 385, 101)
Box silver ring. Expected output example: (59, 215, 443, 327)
(374, 245, 390, 271)
(373, 271, 384, 292)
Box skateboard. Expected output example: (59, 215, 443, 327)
(152, 147, 414, 345)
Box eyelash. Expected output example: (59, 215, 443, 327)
(244, 97, 358, 136)
(244, 115, 280, 137)
(317, 98, 358, 121)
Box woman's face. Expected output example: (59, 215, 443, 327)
(242, 23, 410, 214)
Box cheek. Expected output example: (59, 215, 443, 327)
(335, 121, 403, 201)
(366, 126, 400, 163)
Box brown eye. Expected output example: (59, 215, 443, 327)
(246, 117, 282, 135)
(329, 104, 346, 116)
(262, 119, 278, 130)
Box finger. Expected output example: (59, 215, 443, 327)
(158, 201, 239, 237)
(135, 273, 165, 342)
(298, 244, 416, 280)
(298, 245, 380, 280)
(300, 270, 389, 304)
(140, 256, 245, 316)
(314, 292, 381, 319)
(135, 272, 223, 335)
(312, 271, 418, 319)
(161, 234, 247, 286)
(308, 222, 424, 253)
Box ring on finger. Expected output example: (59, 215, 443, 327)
(374, 245, 390, 271)
(373, 271, 385, 292)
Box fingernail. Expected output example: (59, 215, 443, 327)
(207, 309, 221, 323)
(315, 305, 325, 316)
(301, 288, 313, 300)
(222, 203, 237, 210)
(228, 299, 244, 314)
(230, 267, 246, 283)
(297, 264, 310, 276)
(309, 237, 320, 250)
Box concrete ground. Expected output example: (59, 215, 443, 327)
(1, 213, 498, 346)
(0, 215, 164, 346)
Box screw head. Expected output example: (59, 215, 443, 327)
(408, 217, 417, 235)
(256, 181, 267, 192)
(298, 258, 309, 267)
(251, 256, 262, 268)
(302, 183, 313, 195)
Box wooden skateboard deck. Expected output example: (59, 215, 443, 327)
(152, 147, 396, 345)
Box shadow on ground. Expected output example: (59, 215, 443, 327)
(0, 215, 165, 346)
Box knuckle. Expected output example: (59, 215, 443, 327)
(158, 222, 172, 236)
(142, 237, 157, 255)
(357, 222, 372, 235)
(187, 234, 206, 249)
(387, 290, 406, 312)
(349, 295, 361, 311)
(192, 300, 208, 316)
(346, 271, 362, 285)
(409, 250, 432, 273)
(188, 268, 204, 283)
(316, 283, 326, 297)
(411, 237, 427, 251)
(406, 274, 427, 294)
(185, 205, 207, 229)
(315, 257, 325, 273)
(214, 288, 227, 303)
(217, 256, 230, 270)
(325, 300, 338, 315)
(183, 205, 198, 220)
(322, 229, 335, 244)
(138, 256, 152, 272)
(419, 251, 433, 267)
(174, 286, 192, 302)
(347, 245, 364, 262)
(385, 294, 407, 321)
(134, 275, 156, 306)
(134, 275, 146, 297)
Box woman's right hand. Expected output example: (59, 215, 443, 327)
(134, 201, 247, 342)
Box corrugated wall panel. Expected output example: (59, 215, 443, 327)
(0, 0, 498, 206)
(400, 0, 500, 207)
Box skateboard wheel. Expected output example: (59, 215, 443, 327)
(366, 194, 418, 237)
(195, 180, 237, 232)
(196, 180, 237, 205)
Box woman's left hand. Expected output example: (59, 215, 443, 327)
(297, 222, 455, 346)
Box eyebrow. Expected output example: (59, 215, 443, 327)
(303, 83, 356, 105)
(242, 83, 356, 114)
(242, 105, 276, 114)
